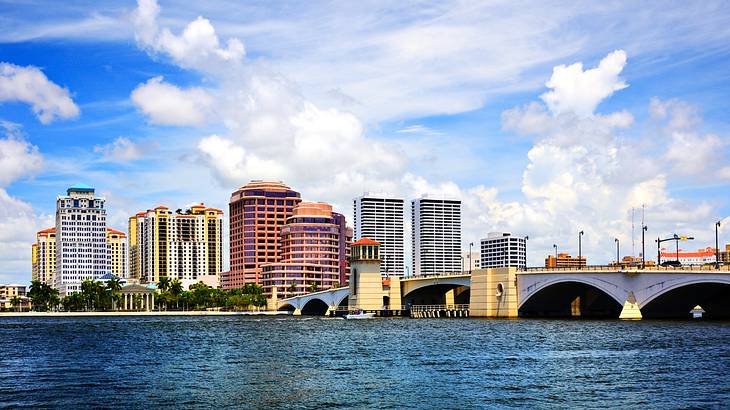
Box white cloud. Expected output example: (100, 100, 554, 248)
(130, 76, 213, 126)
(133, 0, 244, 73)
(0, 122, 43, 187)
(540, 50, 628, 117)
(94, 137, 151, 162)
(396, 125, 443, 136)
(133, 1, 407, 209)
(0, 123, 49, 284)
(0, 62, 80, 124)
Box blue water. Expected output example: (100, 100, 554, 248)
(1, 316, 729, 408)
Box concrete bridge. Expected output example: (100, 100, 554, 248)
(278, 266, 730, 319)
(276, 287, 350, 316)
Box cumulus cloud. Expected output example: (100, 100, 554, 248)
(94, 136, 152, 162)
(540, 50, 628, 117)
(0, 122, 43, 187)
(0, 123, 48, 282)
(0, 62, 79, 124)
(130, 76, 213, 126)
(133, 0, 406, 208)
(133, 0, 244, 73)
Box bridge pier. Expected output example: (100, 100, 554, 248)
(619, 292, 642, 320)
(292, 308, 302, 316)
(470, 267, 518, 318)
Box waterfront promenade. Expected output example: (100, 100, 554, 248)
(0, 311, 289, 317)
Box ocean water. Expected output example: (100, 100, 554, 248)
(1, 316, 729, 409)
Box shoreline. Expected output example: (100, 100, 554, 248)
(0, 310, 291, 317)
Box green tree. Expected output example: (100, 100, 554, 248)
(309, 282, 319, 293)
(28, 281, 58, 312)
(10, 295, 22, 312)
(288, 282, 298, 295)
(158, 276, 171, 292)
(106, 277, 123, 311)
(170, 280, 184, 309)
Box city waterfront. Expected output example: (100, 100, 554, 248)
(1, 316, 729, 408)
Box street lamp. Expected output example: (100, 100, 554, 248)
(469, 242, 474, 275)
(524, 236, 529, 270)
(553, 244, 558, 268)
(641, 225, 648, 269)
(614, 238, 620, 266)
(578, 231, 584, 269)
(460, 255, 464, 274)
(716, 220, 722, 269)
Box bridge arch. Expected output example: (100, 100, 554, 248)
(519, 279, 624, 318)
(401, 276, 470, 298)
(301, 298, 329, 315)
(640, 279, 730, 319)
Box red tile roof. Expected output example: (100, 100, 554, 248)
(353, 238, 380, 246)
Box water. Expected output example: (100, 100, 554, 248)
(1, 316, 730, 409)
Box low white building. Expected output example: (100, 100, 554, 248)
(480, 232, 527, 270)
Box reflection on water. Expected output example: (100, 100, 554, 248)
(1, 316, 729, 408)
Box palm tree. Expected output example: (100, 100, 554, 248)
(158, 276, 171, 292)
(309, 282, 319, 293)
(106, 277, 123, 310)
(10, 296, 22, 312)
(170, 279, 183, 309)
(287, 282, 298, 296)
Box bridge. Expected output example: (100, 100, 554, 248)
(277, 266, 730, 319)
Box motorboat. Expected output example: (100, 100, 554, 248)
(345, 310, 375, 320)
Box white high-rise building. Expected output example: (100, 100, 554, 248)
(54, 185, 109, 296)
(411, 196, 462, 276)
(353, 193, 405, 276)
(480, 232, 526, 270)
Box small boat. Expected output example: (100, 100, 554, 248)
(345, 310, 375, 320)
(690, 305, 705, 319)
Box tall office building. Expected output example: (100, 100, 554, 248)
(225, 181, 302, 289)
(128, 204, 223, 285)
(32, 227, 56, 284)
(480, 232, 526, 270)
(261, 202, 352, 298)
(107, 228, 128, 279)
(411, 196, 462, 276)
(353, 193, 405, 276)
(54, 185, 109, 296)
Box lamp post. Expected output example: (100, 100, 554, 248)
(614, 238, 620, 266)
(716, 220, 722, 269)
(641, 225, 647, 269)
(578, 231, 584, 269)
(553, 244, 557, 268)
(460, 255, 464, 274)
(524, 236, 529, 270)
(469, 242, 474, 275)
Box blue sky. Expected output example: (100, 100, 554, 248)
(2, 0, 730, 284)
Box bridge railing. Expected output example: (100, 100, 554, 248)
(522, 264, 730, 273)
(403, 272, 471, 280)
(410, 304, 470, 312)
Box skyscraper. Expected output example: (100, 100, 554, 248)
(106, 228, 128, 279)
(411, 196, 462, 276)
(127, 204, 223, 285)
(225, 181, 302, 289)
(353, 193, 405, 277)
(480, 232, 526, 270)
(54, 185, 109, 296)
(32, 227, 56, 284)
(261, 202, 351, 298)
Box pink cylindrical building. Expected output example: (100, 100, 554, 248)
(261, 202, 351, 298)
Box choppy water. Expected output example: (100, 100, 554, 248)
(1, 316, 730, 409)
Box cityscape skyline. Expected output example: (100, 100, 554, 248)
(3, 1, 730, 285)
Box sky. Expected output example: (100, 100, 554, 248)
(2, 0, 730, 284)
